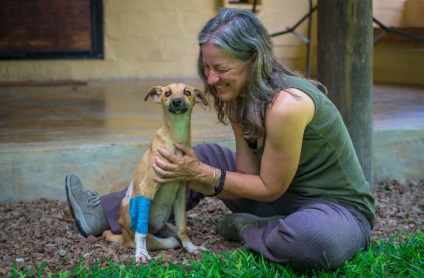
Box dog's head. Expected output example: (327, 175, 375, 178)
(144, 83, 208, 115)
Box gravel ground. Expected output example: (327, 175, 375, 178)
(0, 180, 423, 276)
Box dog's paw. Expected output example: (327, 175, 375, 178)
(102, 230, 123, 243)
(135, 250, 152, 264)
(183, 242, 209, 254)
(135, 232, 151, 264)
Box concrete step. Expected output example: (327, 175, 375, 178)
(0, 80, 423, 203)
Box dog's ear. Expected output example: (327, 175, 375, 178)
(144, 86, 163, 103)
(193, 88, 209, 106)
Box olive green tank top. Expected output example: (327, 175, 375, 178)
(252, 76, 375, 224)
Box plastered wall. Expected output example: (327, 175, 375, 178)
(373, 0, 424, 86)
(0, 0, 312, 82)
(0, 0, 422, 85)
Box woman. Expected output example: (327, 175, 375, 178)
(66, 8, 375, 271)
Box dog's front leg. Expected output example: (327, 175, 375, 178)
(134, 232, 151, 263)
(174, 183, 208, 254)
(130, 196, 152, 263)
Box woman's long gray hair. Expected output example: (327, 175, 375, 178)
(197, 8, 318, 142)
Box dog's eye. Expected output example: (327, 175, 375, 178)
(183, 89, 191, 97)
(165, 90, 172, 97)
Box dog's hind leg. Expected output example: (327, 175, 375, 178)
(146, 233, 180, 251)
(102, 230, 123, 243)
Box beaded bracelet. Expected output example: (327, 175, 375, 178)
(207, 169, 226, 197)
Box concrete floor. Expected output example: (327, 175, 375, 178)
(0, 79, 423, 203)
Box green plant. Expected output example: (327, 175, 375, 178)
(7, 231, 423, 278)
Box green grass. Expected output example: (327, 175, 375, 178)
(8, 231, 423, 278)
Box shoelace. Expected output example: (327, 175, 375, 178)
(87, 195, 101, 207)
(83, 187, 101, 207)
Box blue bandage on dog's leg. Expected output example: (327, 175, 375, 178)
(129, 196, 151, 234)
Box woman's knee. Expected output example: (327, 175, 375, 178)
(266, 225, 346, 270)
(265, 211, 365, 270)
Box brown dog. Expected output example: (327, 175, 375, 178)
(103, 83, 209, 263)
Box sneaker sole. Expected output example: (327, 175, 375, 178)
(65, 175, 92, 238)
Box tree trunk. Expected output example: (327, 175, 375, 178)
(317, 0, 374, 186)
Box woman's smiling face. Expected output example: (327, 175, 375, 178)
(201, 43, 251, 102)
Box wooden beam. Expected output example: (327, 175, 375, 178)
(317, 0, 374, 185)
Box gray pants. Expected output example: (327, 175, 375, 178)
(101, 143, 372, 271)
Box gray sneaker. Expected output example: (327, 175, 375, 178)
(65, 174, 110, 237)
(218, 213, 285, 242)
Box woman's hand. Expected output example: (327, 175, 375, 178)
(152, 143, 204, 184)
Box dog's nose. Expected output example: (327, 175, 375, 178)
(172, 98, 182, 107)
(168, 97, 188, 114)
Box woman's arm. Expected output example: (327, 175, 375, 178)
(153, 88, 314, 201)
(215, 88, 314, 201)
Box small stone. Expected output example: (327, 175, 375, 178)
(83, 252, 93, 258)
(207, 204, 216, 212)
(396, 212, 407, 218)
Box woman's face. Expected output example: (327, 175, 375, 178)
(201, 43, 251, 102)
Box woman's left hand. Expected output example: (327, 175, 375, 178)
(152, 143, 203, 184)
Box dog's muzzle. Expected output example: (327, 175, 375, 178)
(168, 98, 189, 114)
